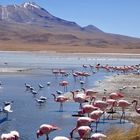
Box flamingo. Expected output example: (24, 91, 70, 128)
(109, 92, 124, 100)
(117, 99, 131, 123)
(51, 94, 69, 112)
(52, 69, 59, 77)
(82, 88, 98, 101)
(91, 96, 108, 111)
(132, 99, 140, 114)
(59, 69, 67, 77)
(72, 72, 78, 81)
(78, 104, 99, 116)
(70, 117, 95, 138)
(36, 124, 60, 140)
(102, 97, 117, 119)
(59, 81, 69, 92)
(90, 110, 104, 132)
(53, 136, 70, 140)
(71, 91, 89, 109)
(78, 126, 91, 140)
(91, 133, 107, 140)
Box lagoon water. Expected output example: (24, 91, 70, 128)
(0, 52, 139, 140)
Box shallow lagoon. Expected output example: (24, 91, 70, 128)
(0, 52, 139, 140)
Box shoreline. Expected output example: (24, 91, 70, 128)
(0, 51, 140, 59)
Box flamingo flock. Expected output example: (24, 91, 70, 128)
(0, 63, 140, 140)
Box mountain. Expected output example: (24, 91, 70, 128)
(0, 2, 140, 52)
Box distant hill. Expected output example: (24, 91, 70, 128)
(0, 2, 140, 52)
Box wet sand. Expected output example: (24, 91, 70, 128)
(91, 73, 140, 122)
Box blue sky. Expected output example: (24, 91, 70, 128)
(0, 0, 140, 38)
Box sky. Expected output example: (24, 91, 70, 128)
(0, 0, 140, 38)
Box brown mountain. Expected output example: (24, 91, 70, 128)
(0, 2, 140, 53)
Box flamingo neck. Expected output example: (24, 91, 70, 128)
(71, 92, 75, 100)
(134, 101, 138, 110)
(91, 96, 96, 104)
(70, 127, 77, 138)
(52, 94, 56, 101)
(81, 88, 85, 93)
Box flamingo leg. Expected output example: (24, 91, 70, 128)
(79, 103, 82, 109)
(5, 112, 8, 119)
(107, 108, 115, 120)
(46, 134, 49, 140)
(120, 110, 125, 123)
(73, 76, 76, 82)
(95, 121, 99, 132)
(123, 111, 126, 123)
(59, 103, 63, 112)
(102, 112, 106, 122)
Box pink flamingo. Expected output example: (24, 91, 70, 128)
(91, 96, 109, 121)
(70, 117, 95, 138)
(72, 72, 78, 81)
(132, 99, 140, 114)
(109, 92, 124, 100)
(53, 136, 70, 140)
(59, 69, 67, 77)
(117, 99, 131, 123)
(71, 91, 89, 109)
(91, 96, 108, 111)
(78, 126, 91, 140)
(102, 96, 117, 119)
(59, 80, 69, 91)
(82, 72, 90, 77)
(82, 88, 98, 101)
(90, 110, 104, 132)
(51, 94, 69, 112)
(36, 124, 60, 140)
(91, 133, 107, 140)
(78, 104, 99, 116)
(52, 69, 59, 77)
